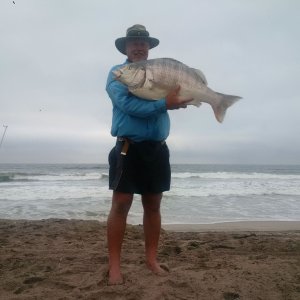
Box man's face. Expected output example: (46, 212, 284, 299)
(125, 39, 149, 62)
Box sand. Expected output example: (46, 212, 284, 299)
(0, 219, 299, 300)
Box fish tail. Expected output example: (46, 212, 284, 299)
(212, 93, 241, 123)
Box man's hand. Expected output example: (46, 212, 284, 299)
(165, 86, 193, 110)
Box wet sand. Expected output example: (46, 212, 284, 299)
(0, 219, 299, 300)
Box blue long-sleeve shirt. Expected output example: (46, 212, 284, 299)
(106, 60, 170, 142)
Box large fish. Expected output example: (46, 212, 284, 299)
(113, 58, 241, 123)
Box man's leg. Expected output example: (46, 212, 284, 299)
(107, 191, 133, 285)
(142, 193, 166, 274)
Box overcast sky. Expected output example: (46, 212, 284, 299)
(0, 0, 299, 164)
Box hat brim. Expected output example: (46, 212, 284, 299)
(115, 36, 159, 55)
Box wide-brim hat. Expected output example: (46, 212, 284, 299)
(115, 24, 159, 55)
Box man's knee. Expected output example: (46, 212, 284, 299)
(142, 194, 162, 213)
(112, 192, 133, 215)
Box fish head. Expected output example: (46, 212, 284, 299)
(113, 63, 146, 89)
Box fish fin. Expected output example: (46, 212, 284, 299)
(149, 79, 172, 90)
(189, 101, 202, 107)
(191, 68, 208, 85)
(213, 93, 242, 123)
(147, 79, 173, 97)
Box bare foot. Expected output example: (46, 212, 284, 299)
(108, 270, 124, 285)
(147, 261, 169, 276)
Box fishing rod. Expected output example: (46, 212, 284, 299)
(0, 125, 8, 148)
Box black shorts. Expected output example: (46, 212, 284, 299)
(108, 139, 171, 194)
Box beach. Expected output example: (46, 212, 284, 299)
(0, 219, 299, 300)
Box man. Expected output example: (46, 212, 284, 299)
(106, 24, 191, 285)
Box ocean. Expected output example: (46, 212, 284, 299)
(0, 164, 300, 224)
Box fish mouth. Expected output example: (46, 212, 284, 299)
(112, 70, 122, 79)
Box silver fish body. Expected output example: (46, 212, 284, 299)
(113, 58, 241, 123)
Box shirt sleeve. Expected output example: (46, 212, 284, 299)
(106, 66, 167, 119)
